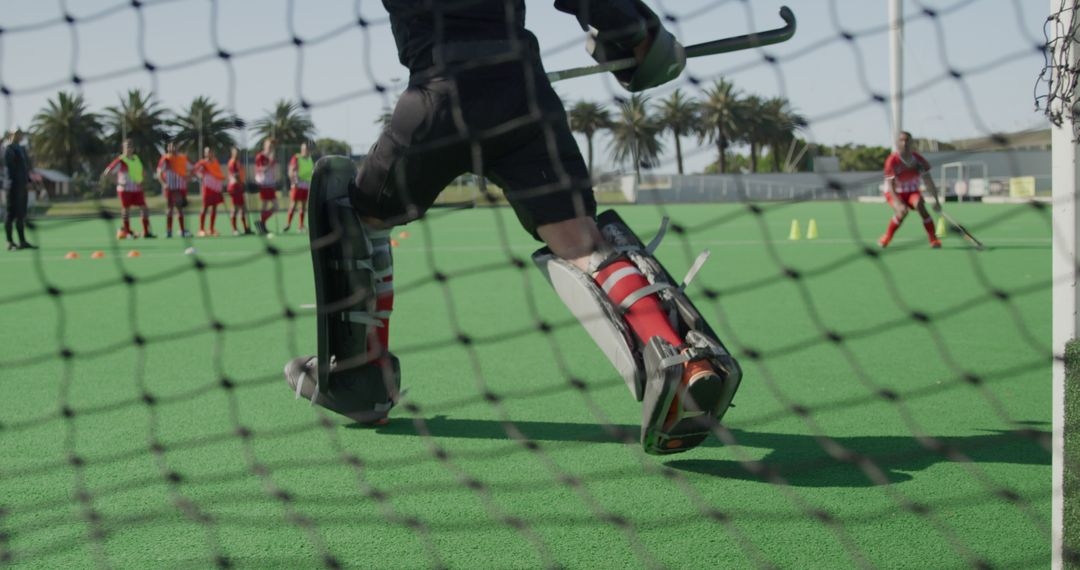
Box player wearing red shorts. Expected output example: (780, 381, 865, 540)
(227, 147, 252, 235)
(283, 142, 313, 232)
(158, 142, 192, 238)
(102, 139, 155, 239)
(193, 146, 226, 237)
(254, 138, 278, 233)
(878, 131, 942, 249)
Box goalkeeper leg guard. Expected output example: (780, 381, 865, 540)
(284, 355, 400, 425)
(533, 210, 742, 455)
(286, 156, 400, 423)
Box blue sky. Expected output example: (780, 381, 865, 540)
(0, 0, 1047, 174)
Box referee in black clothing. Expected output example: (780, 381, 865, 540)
(5, 128, 35, 251)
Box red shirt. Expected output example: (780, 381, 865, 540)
(227, 158, 244, 187)
(255, 152, 275, 187)
(884, 151, 930, 194)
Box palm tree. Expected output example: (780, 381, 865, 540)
(740, 95, 767, 173)
(103, 89, 170, 167)
(314, 137, 351, 158)
(169, 96, 238, 154)
(252, 99, 316, 148)
(698, 78, 748, 174)
(567, 100, 611, 175)
(29, 91, 106, 176)
(761, 97, 807, 172)
(655, 89, 699, 175)
(608, 94, 663, 180)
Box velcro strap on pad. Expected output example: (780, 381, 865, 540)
(618, 282, 673, 311)
(341, 311, 390, 326)
(330, 259, 375, 271)
(600, 266, 641, 294)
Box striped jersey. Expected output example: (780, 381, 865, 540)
(255, 152, 276, 187)
(105, 155, 144, 192)
(884, 152, 930, 194)
(158, 153, 191, 190)
(194, 159, 225, 192)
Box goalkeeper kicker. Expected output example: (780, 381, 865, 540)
(283, 0, 768, 455)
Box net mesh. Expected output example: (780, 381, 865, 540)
(0, 1, 1065, 568)
(1038, 0, 1080, 140)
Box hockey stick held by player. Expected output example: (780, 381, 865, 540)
(547, 5, 796, 84)
(284, 0, 742, 455)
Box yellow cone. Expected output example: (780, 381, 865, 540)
(789, 219, 801, 241)
(806, 219, 819, 240)
(935, 217, 947, 238)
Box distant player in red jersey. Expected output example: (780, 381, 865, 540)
(102, 139, 155, 239)
(158, 141, 192, 238)
(283, 142, 313, 232)
(254, 138, 278, 233)
(878, 131, 942, 248)
(227, 147, 252, 235)
(193, 146, 226, 237)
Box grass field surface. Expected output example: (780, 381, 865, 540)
(1068, 341, 1079, 570)
(0, 201, 1052, 568)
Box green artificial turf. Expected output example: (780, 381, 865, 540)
(0, 202, 1053, 569)
(1068, 340, 1080, 570)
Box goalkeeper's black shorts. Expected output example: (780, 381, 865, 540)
(353, 60, 596, 239)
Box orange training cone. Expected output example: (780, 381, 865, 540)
(90, 251, 106, 259)
(398, 231, 411, 239)
(127, 250, 141, 258)
(64, 251, 80, 259)
(390, 239, 400, 247)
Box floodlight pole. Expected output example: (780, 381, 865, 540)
(889, 0, 904, 142)
(1050, 1, 1079, 569)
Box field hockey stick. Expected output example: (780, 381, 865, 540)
(547, 6, 797, 84)
(939, 210, 984, 250)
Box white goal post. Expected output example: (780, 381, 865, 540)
(1049, 1, 1079, 569)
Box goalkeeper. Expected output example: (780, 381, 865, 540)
(284, 0, 742, 455)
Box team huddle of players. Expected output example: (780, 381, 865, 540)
(101, 138, 315, 239)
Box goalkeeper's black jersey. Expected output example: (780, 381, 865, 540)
(382, 0, 648, 72)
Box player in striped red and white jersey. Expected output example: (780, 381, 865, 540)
(158, 141, 192, 238)
(254, 138, 278, 233)
(102, 139, 156, 239)
(878, 131, 943, 248)
(226, 147, 252, 235)
(193, 146, 226, 237)
(284, 142, 313, 232)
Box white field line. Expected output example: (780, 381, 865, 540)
(0, 236, 1053, 263)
